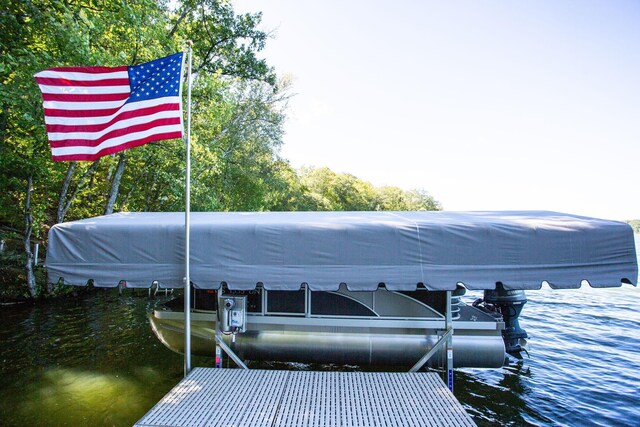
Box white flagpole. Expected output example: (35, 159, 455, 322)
(184, 41, 193, 376)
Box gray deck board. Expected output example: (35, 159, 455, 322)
(134, 368, 476, 427)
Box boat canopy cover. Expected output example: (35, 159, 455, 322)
(45, 211, 638, 291)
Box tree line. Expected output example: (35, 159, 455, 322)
(0, 0, 440, 298)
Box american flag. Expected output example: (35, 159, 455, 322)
(34, 52, 184, 162)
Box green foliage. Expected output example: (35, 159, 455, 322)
(0, 227, 43, 300)
(0, 0, 276, 224)
(174, 0, 275, 84)
(298, 167, 440, 212)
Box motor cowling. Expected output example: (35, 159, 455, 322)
(482, 283, 528, 356)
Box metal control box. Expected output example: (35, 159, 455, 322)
(218, 294, 247, 333)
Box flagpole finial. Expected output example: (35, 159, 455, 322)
(187, 40, 193, 48)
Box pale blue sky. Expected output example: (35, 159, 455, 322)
(234, 0, 639, 220)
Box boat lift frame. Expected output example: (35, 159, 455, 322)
(210, 290, 456, 391)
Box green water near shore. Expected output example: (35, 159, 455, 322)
(0, 293, 188, 426)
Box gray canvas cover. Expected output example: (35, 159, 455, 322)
(45, 211, 638, 291)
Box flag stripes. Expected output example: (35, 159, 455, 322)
(48, 116, 182, 147)
(34, 77, 130, 87)
(40, 92, 132, 102)
(45, 104, 181, 133)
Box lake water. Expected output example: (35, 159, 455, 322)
(1, 239, 638, 426)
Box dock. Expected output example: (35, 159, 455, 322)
(134, 368, 476, 427)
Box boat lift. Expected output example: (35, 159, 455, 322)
(213, 290, 457, 390)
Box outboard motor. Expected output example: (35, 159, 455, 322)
(482, 283, 528, 357)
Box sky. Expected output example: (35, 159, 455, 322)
(233, 0, 639, 221)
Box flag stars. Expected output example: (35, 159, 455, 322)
(127, 52, 183, 103)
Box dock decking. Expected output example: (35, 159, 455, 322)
(134, 368, 476, 427)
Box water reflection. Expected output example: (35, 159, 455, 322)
(12, 368, 157, 426)
(456, 361, 545, 427)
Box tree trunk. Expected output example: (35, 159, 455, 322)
(57, 162, 76, 223)
(56, 159, 100, 223)
(104, 152, 127, 215)
(23, 175, 37, 298)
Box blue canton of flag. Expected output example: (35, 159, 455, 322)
(129, 53, 183, 102)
